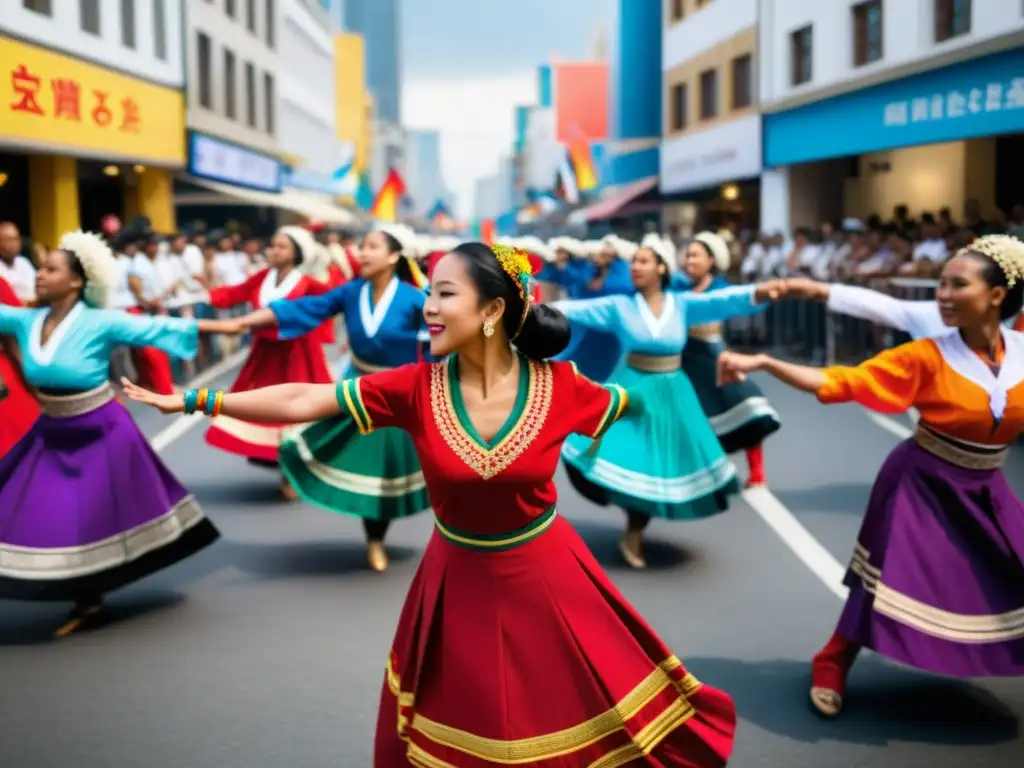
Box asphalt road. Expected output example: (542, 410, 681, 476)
(1, 363, 1022, 768)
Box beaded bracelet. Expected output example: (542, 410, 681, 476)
(203, 389, 218, 416)
(183, 388, 199, 414)
(211, 390, 224, 418)
(196, 388, 209, 413)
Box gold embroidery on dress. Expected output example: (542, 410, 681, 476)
(430, 359, 553, 480)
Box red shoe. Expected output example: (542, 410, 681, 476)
(810, 630, 860, 717)
(745, 443, 766, 487)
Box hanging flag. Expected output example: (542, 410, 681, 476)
(427, 199, 451, 222)
(332, 160, 354, 181)
(557, 149, 580, 204)
(567, 130, 599, 192)
(369, 169, 407, 222)
(355, 171, 375, 211)
(480, 219, 496, 245)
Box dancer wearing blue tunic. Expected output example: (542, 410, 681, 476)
(236, 224, 430, 572)
(542, 236, 636, 383)
(556, 239, 785, 568)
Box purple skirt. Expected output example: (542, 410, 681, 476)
(0, 398, 219, 601)
(838, 438, 1024, 678)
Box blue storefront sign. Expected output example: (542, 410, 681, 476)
(764, 47, 1024, 167)
(187, 130, 283, 192)
(281, 167, 344, 196)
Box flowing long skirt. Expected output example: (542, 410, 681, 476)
(375, 515, 736, 766)
(0, 350, 39, 459)
(681, 338, 780, 454)
(205, 335, 333, 463)
(562, 365, 739, 520)
(0, 390, 218, 601)
(838, 438, 1024, 677)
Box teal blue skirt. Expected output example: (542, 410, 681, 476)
(562, 364, 739, 520)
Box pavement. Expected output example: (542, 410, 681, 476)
(1, 362, 1022, 768)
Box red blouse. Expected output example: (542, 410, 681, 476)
(337, 357, 627, 534)
(209, 268, 330, 341)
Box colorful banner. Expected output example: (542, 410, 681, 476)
(0, 37, 185, 164)
(553, 62, 609, 144)
(369, 169, 407, 221)
(334, 34, 371, 172)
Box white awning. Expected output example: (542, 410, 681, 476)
(175, 176, 358, 226)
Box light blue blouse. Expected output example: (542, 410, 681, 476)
(0, 301, 199, 390)
(554, 285, 766, 356)
(270, 276, 428, 370)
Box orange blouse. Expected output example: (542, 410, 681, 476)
(817, 336, 1024, 445)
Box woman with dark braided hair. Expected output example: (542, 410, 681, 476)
(200, 225, 334, 500)
(0, 230, 231, 637)
(124, 241, 738, 767)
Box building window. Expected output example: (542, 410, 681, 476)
(853, 1, 883, 66)
(226, 0, 236, 18)
(154, 0, 167, 60)
(224, 48, 237, 120)
(265, 0, 275, 47)
(731, 54, 752, 109)
(671, 83, 688, 131)
(80, 0, 100, 34)
(791, 26, 813, 85)
(197, 32, 213, 108)
(699, 69, 718, 120)
(246, 0, 256, 32)
(935, 0, 971, 42)
(120, 0, 135, 49)
(245, 62, 257, 127)
(670, 0, 684, 21)
(23, 0, 51, 15)
(263, 72, 275, 134)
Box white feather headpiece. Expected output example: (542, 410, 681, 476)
(58, 230, 118, 308)
(277, 225, 321, 275)
(376, 223, 418, 258)
(431, 235, 461, 253)
(692, 231, 731, 272)
(601, 234, 639, 261)
(548, 236, 585, 258)
(582, 240, 604, 258)
(640, 233, 677, 272)
(517, 235, 555, 263)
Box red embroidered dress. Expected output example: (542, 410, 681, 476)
(339, 356, 736, 767)
(0, 276, 39, 458)
(205, 268, 333, 462)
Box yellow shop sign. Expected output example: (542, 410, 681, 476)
(0, 37, 185, 165)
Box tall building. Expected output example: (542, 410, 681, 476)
(758, 0, 1024, 236)
(405, 129, 446, 216)
(341, 0, 400, 124)
(0, 0, 187, 243)
(473, 159, 513, 221)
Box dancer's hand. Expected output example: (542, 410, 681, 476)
(754, 280, 788, 303)
(717, 351, 766, 385)
(119, 377, 185, 414)
(782, 277, 828, 301)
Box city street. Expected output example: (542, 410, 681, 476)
(1, 366, 1022, 768)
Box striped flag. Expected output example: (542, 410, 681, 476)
(369, 169, 407, 222)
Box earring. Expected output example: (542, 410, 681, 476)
(482, 320, 495, 338)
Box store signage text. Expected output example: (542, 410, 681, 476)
(0, 38, 185, 163)
(883, 78, 1024, 127)
(189, 132, 282, 192)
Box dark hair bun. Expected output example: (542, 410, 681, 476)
(513, 303, 571, 360)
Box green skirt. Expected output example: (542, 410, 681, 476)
(278, 410, 431, 522)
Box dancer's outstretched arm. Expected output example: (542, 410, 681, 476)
(121, 378, 340, 423)
(717, 351, 825, 393)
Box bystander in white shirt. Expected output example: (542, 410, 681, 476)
(912, 238, 949, 264)
(0, 255, 37, 303)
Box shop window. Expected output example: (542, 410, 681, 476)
(266, 0, 275, 47)
(197, 32, 213, 109)
(853, 1, 883, 66)
(154, 0, 167, 60)
(731, 54, 752, 109)
(935, 0, 971, 42)
(22, 0, 51, 16)
(224, 48, 237, 120)
(79, 0, 100, 34)
(245, 62, 257, 127)
(699, 69, 718, 120)
(791, 26, 813, 86)
(247, 0, 257, 33)
(670, 0, 684, 22)
(226, 0, 237, 19)
(120, 0, 135, 49)
(671, 83, 688, 131)
(264, 72, 276, 134)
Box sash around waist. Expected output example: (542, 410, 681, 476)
(626, 352, 682, 373)
(37, 382, 116, 418)
(434, 506, 557, 552)
(912, 423, 1008, 470)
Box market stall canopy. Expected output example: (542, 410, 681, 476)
(175, 176, 359, 227)
(568, 176, 659, 224)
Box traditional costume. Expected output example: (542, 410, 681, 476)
(275, 224, 432, 566)
(556, 283, 767, 520)
(0, 275, 39, 458)
(337, 355, 735, 766)
(0, 231, 217, 607)
(204, 226, 333, 463)
(677, 233, 780, 484)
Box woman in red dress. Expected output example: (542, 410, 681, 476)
(0, 274, 39, 458)
(124, 241, 736, 767)
(203, 225, 333, 499)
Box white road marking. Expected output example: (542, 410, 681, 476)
(147, 349, 248, 454)
(742, 485, 849, 600)
(865, 412, 913, 440)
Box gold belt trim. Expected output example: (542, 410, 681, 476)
(912, 424, 1007, 470)
(351, 354, 394, 375)
(626, 353, 680, 373)
(38, 382, 116, 418)
(687, 323, 723, 341)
